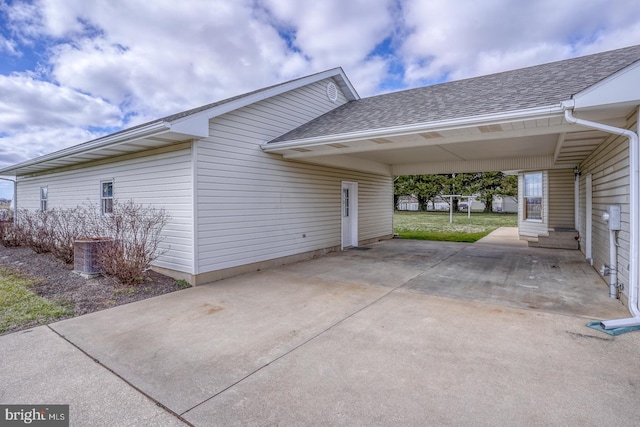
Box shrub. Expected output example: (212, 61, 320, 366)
(8, 201, 170, 286)
(19, 209, 54, 254)
(0, 213, 22, 248)
(13, 207, 91, 263)
(91, 200, 170, 286)
(48, 206, 92, 264)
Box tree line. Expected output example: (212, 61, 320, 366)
(394, 172, 518, 212)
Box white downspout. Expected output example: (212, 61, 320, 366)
(562, 101, 640, 329)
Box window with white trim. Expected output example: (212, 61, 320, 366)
(524, 172, 542, 220)
(101, 180, 113, 214)
(40, 187, 48, 211)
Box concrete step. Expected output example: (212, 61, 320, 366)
(528, 228, 579, 250)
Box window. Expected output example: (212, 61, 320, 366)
(343, 188, 349, 217)
(524, 172, 543, 220)
(40, 187, 48, 211)
(101, 180, 113, 214)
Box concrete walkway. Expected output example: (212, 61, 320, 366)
(476, 226, 528, 246)
(0, 326, 184, 426)
(2, 237, 640, 426)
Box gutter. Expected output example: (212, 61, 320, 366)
(561, 100, 640, 329)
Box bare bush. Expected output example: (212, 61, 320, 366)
(14, 207, 90, 262)
(92, 200, 170, 286)
(8, 201, 169, 285)
(0, 209, 12, 221)
(0, 212, 22, 248)
(19, 209, 54, 254)
(49, 206, 92, 264)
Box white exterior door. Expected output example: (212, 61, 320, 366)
(341, 181, 358, 249)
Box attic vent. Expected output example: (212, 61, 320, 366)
(329, 143, 347, 148)
(326, 82, 338, 102)
(372, 138, 393, 144)
(291, 147, 312, 152)
(478, 124, 503, 133)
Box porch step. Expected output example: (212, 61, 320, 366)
(528, 228, 579, 250)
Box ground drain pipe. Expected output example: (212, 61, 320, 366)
(562, 102, 640, 329)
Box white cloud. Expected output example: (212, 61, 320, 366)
(0, 73, 121, 130)
(0, 34, 19, 56)
(259, 0, 398, 95)
(0, 126, 103, 169)
(400, 0, 640, 84)
(44, 0, 310, 119)
(27, 0, 399, 116)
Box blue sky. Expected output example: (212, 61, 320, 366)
(1, 0, 640, 200)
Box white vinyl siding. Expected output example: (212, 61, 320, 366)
(547, 169, 575, 229)
(195, 78, 392, 273)
(578, 108, 637, 296)
(16, 144, 194, 273)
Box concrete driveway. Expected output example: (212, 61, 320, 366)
(3, 232, 640, 426)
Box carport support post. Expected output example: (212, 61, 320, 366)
(442, 195, 461, 223)
(459, 195, 473, 219)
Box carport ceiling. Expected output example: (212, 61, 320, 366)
(338, 134, 559, 164)
(264, 113, 616, 175)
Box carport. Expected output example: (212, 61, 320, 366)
(263, 47, 640, 327)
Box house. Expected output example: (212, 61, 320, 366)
(492, 195, 518, 213)
(2, 45, 640, 324)
(396, 196, 419, 211)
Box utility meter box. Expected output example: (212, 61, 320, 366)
(603, 205, 621, 230)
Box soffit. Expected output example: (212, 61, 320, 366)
(265, 112, 622, 175)
(4, 131, 191, 176)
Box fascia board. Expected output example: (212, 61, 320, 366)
(263, 105, 565, 151)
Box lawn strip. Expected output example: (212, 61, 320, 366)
(0, 267, 73, 333)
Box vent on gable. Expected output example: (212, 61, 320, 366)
(326, 82, 338, 102)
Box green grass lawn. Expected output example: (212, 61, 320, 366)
(0, 268, 73, 334)
(394, 211, 517, 242)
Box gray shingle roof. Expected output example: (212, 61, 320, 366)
(271, 44, 640, 143)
